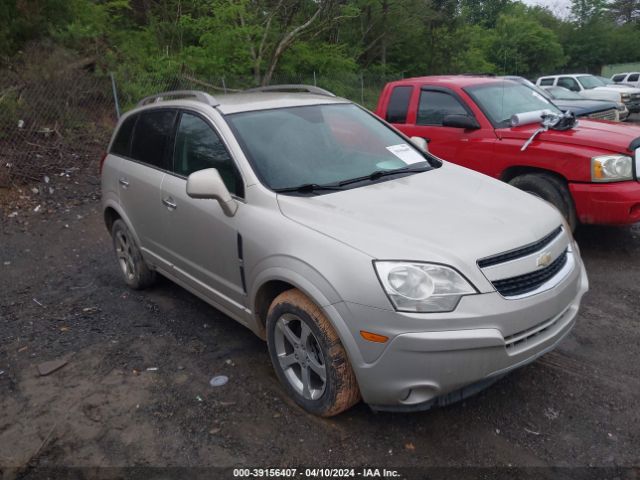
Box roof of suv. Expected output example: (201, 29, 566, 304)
(133, 88, 350, 116)
(214, 92, 349, 114)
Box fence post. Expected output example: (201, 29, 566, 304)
(110, 72, 121, 119)
(360, 72, 364, 105)
(221, 77, 227, 94)
(313, 71, 317, 86)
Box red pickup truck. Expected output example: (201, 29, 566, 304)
(375, 75, 640, 228)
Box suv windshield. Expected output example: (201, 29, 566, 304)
(465, 81, 561, 128)
(577, 75, 605, 89)
(226, 104, 433, 192)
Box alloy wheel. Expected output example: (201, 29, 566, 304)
(115, 230, 136, 281)
(274, 313, 327, 400)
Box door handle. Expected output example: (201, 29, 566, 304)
(118, 178, 130, 188)
(162, 197, 177, 210)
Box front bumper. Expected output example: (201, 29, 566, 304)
(623, 100, 640, 113)
(619, 106, 630, 121)
(335, 258, 588, 409)
(569, 181, 640, 225)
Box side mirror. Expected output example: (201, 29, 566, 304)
(410, 136, 429, 152)
(186, 168, 238, 217)
(442, 114, 480, 130)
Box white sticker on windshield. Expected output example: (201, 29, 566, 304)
(386, 144, 424, 165)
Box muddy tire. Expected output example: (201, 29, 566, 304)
(266, 289, 361, 416)
(111, 219, 156, 290)
(509, 173, 577, 231)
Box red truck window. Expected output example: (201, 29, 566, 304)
(385, 86, 413, 124)
(417, 90, 467, 126)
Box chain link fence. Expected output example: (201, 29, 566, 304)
(0, 66, 397, 188)
(112, 70, 397, 112)
(0, 69, 116, 187)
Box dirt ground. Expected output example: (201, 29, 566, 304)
(1, 151, 639, 479)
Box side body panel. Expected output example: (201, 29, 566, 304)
(159, 173, 248, 312)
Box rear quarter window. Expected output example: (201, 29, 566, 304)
(130, 109, 177, 170)
(110, 115, 137, 157)
(539, 78, 554, 86)
(385, 86, 413, 124)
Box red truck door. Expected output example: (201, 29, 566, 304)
(399, 87, 496, 174)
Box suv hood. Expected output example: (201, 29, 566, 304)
(277, 163, 563, 286)
(498, 119, 640, 153)
(596, 85, 640, 93)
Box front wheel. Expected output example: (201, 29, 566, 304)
(509, 173, 577, 231)
(266, 289, 360, 416)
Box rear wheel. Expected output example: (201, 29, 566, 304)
(111, 219, 156, 289)
(266, 289, 360, 416)
(509, 173, 577, 231)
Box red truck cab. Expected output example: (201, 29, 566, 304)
(375, 76, 640, 227)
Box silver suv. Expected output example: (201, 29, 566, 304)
(101, 86, 589, 416)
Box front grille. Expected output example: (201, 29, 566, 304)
(588, 109, 618, 121)
(478, 227, 562, 268)
(492, 249, 568, 297)
(504, 308, 568, 353)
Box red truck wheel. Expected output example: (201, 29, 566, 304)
(509, 174, 577, 231)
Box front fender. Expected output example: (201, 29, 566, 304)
(249, 257, 365, 367)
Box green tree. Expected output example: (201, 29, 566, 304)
(461, 0, 513, 27)
(490, 9, 565, 76)
(609, 0, 640, 23)
(571, 0, 608, 25)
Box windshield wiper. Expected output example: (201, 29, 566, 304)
(273, 183, 344, 194)
(337, 164, 430, 187)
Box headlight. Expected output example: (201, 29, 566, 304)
(591, 155, 633, 182)
(374, 261, 476, 313)
(621, 93, 631, 101)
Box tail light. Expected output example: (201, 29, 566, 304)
(99, 153, 107, 174)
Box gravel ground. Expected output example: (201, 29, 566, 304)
(0, 163, 639, 479)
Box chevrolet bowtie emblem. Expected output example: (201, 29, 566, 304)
(537, 252, 553, 268)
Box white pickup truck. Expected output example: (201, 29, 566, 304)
(536, 74, 640, 113)
(612, 72, 640, 88)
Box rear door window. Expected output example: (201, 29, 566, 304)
(612, 74, 627, 82)
(628, 73, 640, 82)
(173, 112, 243, 197)
(385, 86, 413, 124)
(130, 109, 177, 170)
(110, 114, 137, 157)
(417, 90, 468, 126)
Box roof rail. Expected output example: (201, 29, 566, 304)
(244, 84, 336, 97)
(137, 90, 219, 107)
